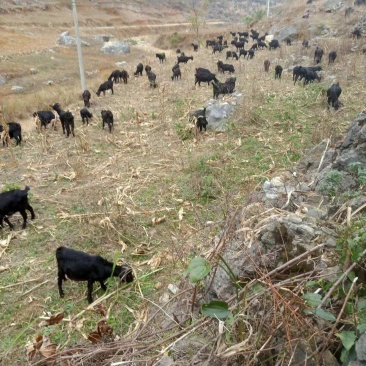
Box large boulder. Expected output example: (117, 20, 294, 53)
(205, 102, 235, 132)
(274, 25, 298, 42)
(57, 31, 89, 46)
(101, 41, 130, 55)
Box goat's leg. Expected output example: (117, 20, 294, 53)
(58, 271, 65, 297)
(19, 209, 28, 229)
(87, 280, 94, 304)
(100, 281, 107, 292)
(26, 203, 36, 220)
(3, 216, 14, 229)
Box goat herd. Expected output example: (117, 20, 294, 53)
(0, 26, 349, 302)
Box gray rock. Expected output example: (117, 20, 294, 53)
(0, 75, 6, 85)
(30, 68, 38, 75)
(205, 102, 234, 132)
(101, 41, 130, 55)
(58, 31, 89, 46)
(11, 86, 23, 93)
(275, 25, 298, 42)
(349, 361, 366, 366)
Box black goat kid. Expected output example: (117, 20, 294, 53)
(56, 247, 134, 304)
(0, 186, 35, 229)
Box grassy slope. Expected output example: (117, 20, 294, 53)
(0, 0, 365, 363)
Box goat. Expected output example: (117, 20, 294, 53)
(212, 44, 223, 54)
(238, 49, 248, 59)
(195, 68, 218, 86)
(212, 77, 236, 99)
(82, 90, 91, 107)
(233, 41, 246, 51)
(217, 61, 235, 74)
(206, 39, 216, 48)
(327, 82, 342, 110)
(147, 72, 157, 88)
(56, 246, 134, 304)
(191, 43, 199, 52)
(230, 32, 236, 37)
(96, 80, 114, 96)
(145, 65, 152, 75)
(0, 185, 35, 229)
(80, 108, 93, 125)
(264, 60, 271, 72)
(134, 63, 144, 76)
(303, 69, 321, 85)
(177, 55, 193, 64)
(269, 39, 280, 50)
(314, 46, 324, 64)
(171, 67, 181, 81)
(238, 31, 249, 38)
(120, 70, 129, 84)
(156, 53, 166, 63)
(257, 41, 268, 50)
(275, 65, 283, 79)
(328, 51, 337, 64)
(351, 28, 361, 39)
(191, 108, 208, 132)
(293, 66, 322, 85)
(248, 49, 255, 59)
(32, 111, 56, 129)
(302, 40, 310, 48)
(50, 103, 75, 137)
(345, 7, 354, 16)
(101, 110, 113, 132)
(285, 38, 292, 46)
(0, 122, 22, 146)
(108, 70, 122, 83)
(226, 51, 239, 60)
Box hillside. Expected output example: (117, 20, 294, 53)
(1, 0, 366, 364)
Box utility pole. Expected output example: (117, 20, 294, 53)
(71, 0, 86, 92)
(267, 0, 270, 17)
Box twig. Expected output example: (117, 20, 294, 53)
(318, 247, 366, 308)
(0, 277, 42, 290)
(21, 280, 49, 297)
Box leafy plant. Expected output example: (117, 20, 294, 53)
(348, 162, 366, 189)
(319, 170, 342, 197)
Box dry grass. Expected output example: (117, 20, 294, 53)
(1, 0, 366, 363)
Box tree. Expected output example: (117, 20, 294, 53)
(187, 0, 212, 38)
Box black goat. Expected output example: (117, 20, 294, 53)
(156, 53, 166, 63)
(191, 43, 199, 52)
(56, 247, 133, 304)
(134, 63, 144, 76)
(212, 44, 223, 54)
(82, 90, 91, 107)
(50, 103, 75, 137)
(206, 40, 216, 48)
(147, 72, 157, 88)
(328, 51, 337, 64)
(302, 40, 310, 48)
(0, 122, 22, 146)
(257, 41, 268, 50)
(80, 108, 93, 125)
(212, 77, 236, 99)
(303, 69, 321, 85)
(238, 49, 248, 59)
(101, 110, 113, 132)
(171, 67, 181, 81)
(108, 70, 122, 83)
(195, 68, 218, 86)
(145, 65, 152, 75)
(238, 31, 248, 38)
(177, 55, 193, 64)
(275, 65, 283, 79)
(264, 60, 270, 72)
(248, 49, 255, 59)
(33, 111, 56, 129)
(327, 83, 342, 110)
(293, 66, 322, 85)
(285, 38, 292, 46)
(96, 80, 114, 96)
(120, 70, 129, 84)
(217, 61, 235, 74)
(269, 39, 280, 50)
(352, 29, 361, 39)
(233, 41, 246, 51)
(0, 186, 35, 229)
(192, 108, 208, 132)
(314, 47, 324, 64)
(226, 51, 239, 60)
